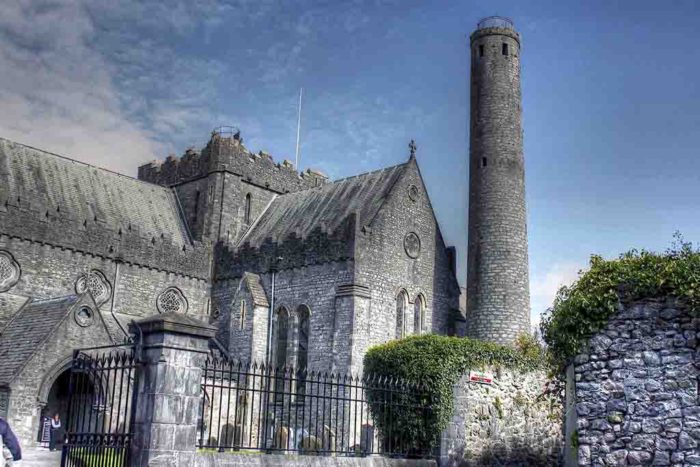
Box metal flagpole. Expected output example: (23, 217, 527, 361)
(295, 88, 303, 169)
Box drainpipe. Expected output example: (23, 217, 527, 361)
(265, 257, 283, 364)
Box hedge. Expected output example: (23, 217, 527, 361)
(362, 334, 544, 454)
(540, 234, 700, 370)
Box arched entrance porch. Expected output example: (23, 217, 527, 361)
(36, 363, 96, 448)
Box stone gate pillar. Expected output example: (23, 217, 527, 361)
(129, 312, 216, 467)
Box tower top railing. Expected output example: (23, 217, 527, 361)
(211, 125, 241, 139)
(476, 16, 515, 30)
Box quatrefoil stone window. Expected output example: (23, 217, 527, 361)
(0, 250, 20, 293)
(75, 270, 112, 306)
(156, 287, 188, 314)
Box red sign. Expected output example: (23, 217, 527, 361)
(469, 371, 494, 384)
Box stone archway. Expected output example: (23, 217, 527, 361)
(36, 363, 97, 446)
(38, 370, 71, 444)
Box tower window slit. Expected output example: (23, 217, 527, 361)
(479, 45, 484, 57)
(502, 43, 508, 56)
(482, 157, 487, 168)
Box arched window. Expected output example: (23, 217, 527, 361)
(296, 305, 311, 399)
(396, 290, 408, 339)
(244, 193, 252, 224)
(271, 307, 290, 402)
(414, 295, 426, 335)
(272, 307, 289, 369)
(296, 305, 310, 371)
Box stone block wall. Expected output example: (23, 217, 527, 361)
(0, 235, 210, 322)
(440, 367, 563, 466)
(355, 159, 460, 347)
(570, 298, 699, 466)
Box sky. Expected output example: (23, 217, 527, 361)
(2, 0, 700, 327)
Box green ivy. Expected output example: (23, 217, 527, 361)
(540, 234, 700, 370)
(362, 334, 544, 454)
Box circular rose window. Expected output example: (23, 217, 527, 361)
(404, 232, 421, 259)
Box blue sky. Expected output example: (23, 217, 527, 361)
(2, 0, 699, 325)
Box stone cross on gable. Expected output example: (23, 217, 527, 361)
(409, 139, 417, 159)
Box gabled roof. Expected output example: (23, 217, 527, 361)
(0, 293, 29, 334)
(242, 273, 269, 307)
(0, 294, 110, 386)
(240, 162, 407, 248)
(0, 138, 190, 247)
(0, 295, 79, 385)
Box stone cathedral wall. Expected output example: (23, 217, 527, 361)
(0, 234, 210, 325)
(355, 160, 460, 349)
(212, 261, 355, 372)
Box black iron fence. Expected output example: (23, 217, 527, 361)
(198, 357, 436, 458)
(61, 344, 140, 467)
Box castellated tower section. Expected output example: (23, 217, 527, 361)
(138, 127, 328, 245)
(466, 17, 530, 345)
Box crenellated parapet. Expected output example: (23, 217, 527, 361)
(213, 213, 357, 280)
(138, 128, 328, 193)
(0, 203, 210, 280)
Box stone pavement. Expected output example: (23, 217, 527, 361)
(15, 446, 61, 466)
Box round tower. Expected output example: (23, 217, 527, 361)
(466, 17, 530, 345)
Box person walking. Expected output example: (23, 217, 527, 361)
(0, 417, 21, 465)
(49, 413, 61, 451)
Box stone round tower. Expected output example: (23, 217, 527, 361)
(466, 17, 530, 345)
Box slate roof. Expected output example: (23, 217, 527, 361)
(0, 293, 28, 333)
(0, 295, 79, 385)
(0, 138, 190, 246)
(240, 162, 408, 247)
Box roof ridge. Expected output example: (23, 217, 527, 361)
(330, 161, 409, 185)
(271, 161, 410, 199)
(19, 294, 78, 305)
(0, 137, 166, 191)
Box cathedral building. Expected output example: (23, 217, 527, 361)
(0, 128, 461, 445)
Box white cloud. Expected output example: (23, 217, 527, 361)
(0, 0, 163, 175)
(530, 261, 586, 329)
(0, 0, 425, 179)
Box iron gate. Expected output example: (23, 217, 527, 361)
(60, 343, 141, 467)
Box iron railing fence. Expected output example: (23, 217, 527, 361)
(61, 344, 140, 467)
(198, 357, 436, 459)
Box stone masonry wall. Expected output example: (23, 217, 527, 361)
(212, 261, 355, 373)
(0, 235, 210, 323)
(466, 26, 530, 345)
(571, 298, 699, 466)
(440, 367, 563, 466)
(138, 134, 326, 195)
(355, 158, 460, 350)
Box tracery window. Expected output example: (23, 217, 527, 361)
(396, 290, 409, 339)
(414, 294, 426, 335)
(75, 269, 112, 306)
(156, 287, 188, 314)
